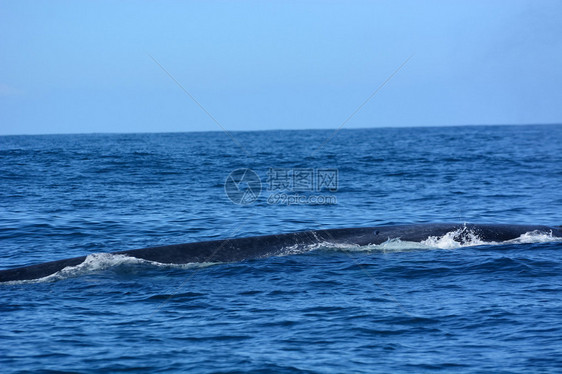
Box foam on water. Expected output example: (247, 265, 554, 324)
(6, 253, 218, 285)
(420, 227, 488, 249)
(312, 228, 562, 254)
(506, 230, 562, 244)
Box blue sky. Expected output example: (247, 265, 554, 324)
(1, 0, 561, 135)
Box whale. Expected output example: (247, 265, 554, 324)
(1, 223, 561, 283)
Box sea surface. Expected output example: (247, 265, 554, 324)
(1, 125, 561, 373)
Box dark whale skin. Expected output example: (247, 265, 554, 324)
(1, 223, 560, 282)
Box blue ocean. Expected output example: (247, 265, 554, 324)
(1, 125, 561, 373)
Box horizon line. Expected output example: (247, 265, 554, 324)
(1, 122, 561, 137)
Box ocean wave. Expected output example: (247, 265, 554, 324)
(310, 228, 562, 253)
(6, 253, 218, 285)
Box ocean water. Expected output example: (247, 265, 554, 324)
(1, 125, 561, 373)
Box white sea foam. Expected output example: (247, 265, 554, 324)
(307, 228, 561, 254)
(420, 227, 488, 249)
(305, 239, 428, 254)
(506, 230, 562, 244)
(6, 253, 217, 285)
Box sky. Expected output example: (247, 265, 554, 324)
(1, 0, 561, 135)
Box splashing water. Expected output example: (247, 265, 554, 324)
(6, 253, 218, 285)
